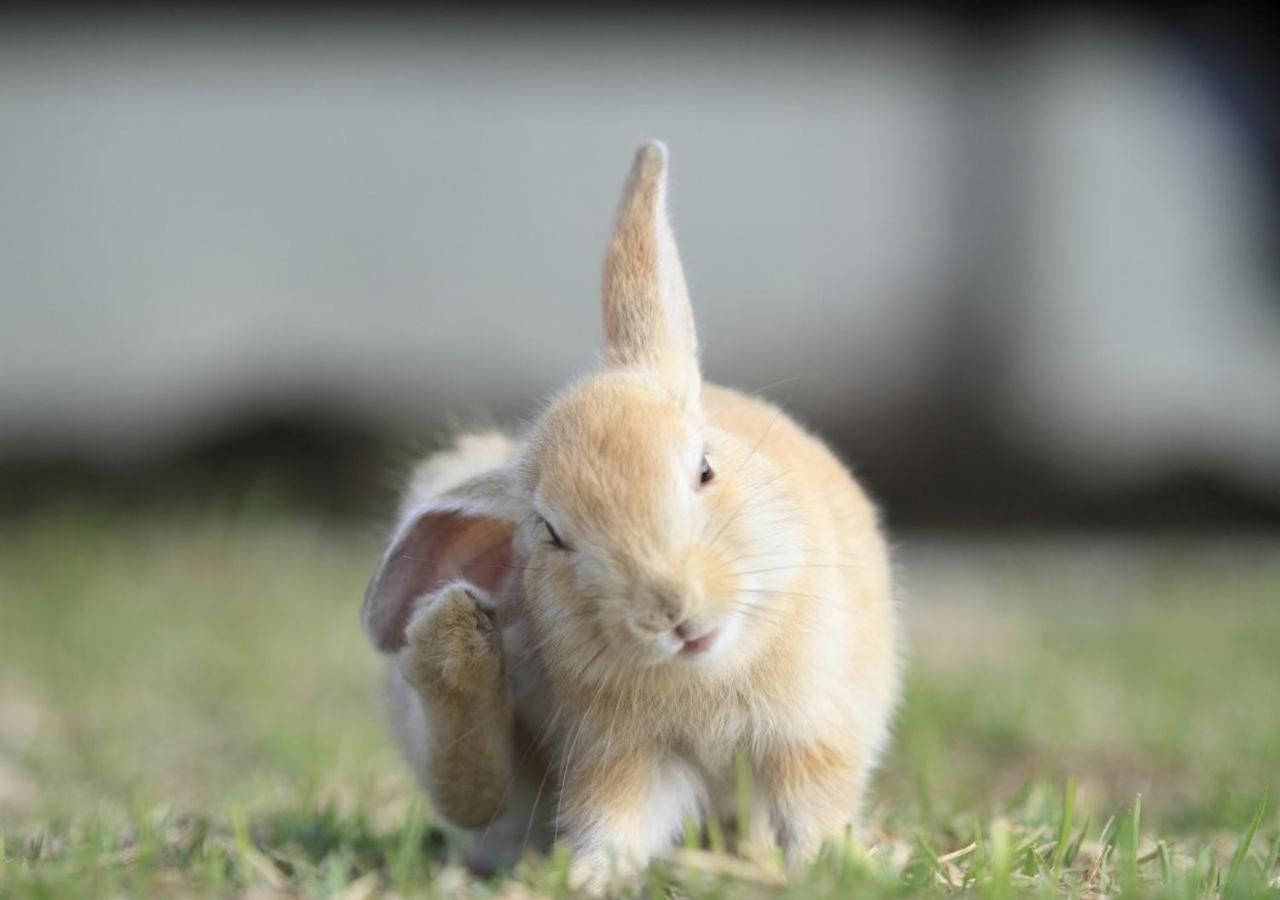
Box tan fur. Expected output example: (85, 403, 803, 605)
(365, 142, 901, 889)
(398, 583, 513, 829)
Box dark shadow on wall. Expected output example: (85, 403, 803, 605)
(3, 408, 1277, 534)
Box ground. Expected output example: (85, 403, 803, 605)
(1, 507, 1277, 897)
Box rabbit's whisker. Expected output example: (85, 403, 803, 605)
(732, 603, 829, 637)
(701, 469, 787, 551)
(738, 588, 853, 611)
(747, 373, 804, 397)
(392, 554, 548, 575)
(732, 563, 863, 577)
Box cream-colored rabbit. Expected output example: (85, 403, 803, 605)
(363, 142, 900, 888)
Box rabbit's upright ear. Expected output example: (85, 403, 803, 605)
(602, 141, 700, 400)
(362, 468, 522, 654)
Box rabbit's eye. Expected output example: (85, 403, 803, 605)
(699, 454, 715, 487)
(540, 516, 568, 550)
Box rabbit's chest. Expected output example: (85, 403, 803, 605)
(671, 663, 841, 775)
(667, 689, 808, 814)
(668, 684, 779, 766)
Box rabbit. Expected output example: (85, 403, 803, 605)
(362, 141, 901, 890)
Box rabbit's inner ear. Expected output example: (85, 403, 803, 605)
(362, 511, 515, 653)
(601, 142, 701, 396)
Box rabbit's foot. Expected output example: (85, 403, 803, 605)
(399, 580, 505, 703)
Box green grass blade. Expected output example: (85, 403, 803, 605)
(1124, 793, 1142, 887)
(1137, 845, 1162, 865)
(1223, 788, 1268, 896)
(389, 802, 427, 888)
(989, 820, 1012, 900)
(1263, 836, 1280, 886)
(913, 833, 951, 888)
(683, 817, 700, 851)
(1196, 844, 1216, 893)
(1051, 777, 1076, 882)
(1031, 846, 1054, 883)
(972, 816, 985, 871)
(705, 814, 727, 856)
(1158, 840, 1173, 884)
(1065, 816, 1090, 869)
(647, 861, 667, 899)
(1097, 814, 1117, 850)
(734, 750, 754, 858)
(1022, 844, 1041, 878)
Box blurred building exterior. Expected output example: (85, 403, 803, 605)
(1, 12, 1277, 527)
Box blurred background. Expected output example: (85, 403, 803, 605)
(2, 8, 1277, 530)
(1, 8, 1278, 894)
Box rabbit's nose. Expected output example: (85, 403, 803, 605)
(647, 583, 686, 626)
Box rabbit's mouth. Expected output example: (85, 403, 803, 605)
(677, 626, 719, 656)
(622, 611, 739, 666)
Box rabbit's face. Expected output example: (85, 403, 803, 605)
(517, 370, 803, 678)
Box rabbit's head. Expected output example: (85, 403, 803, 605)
(365, 143, 805, 682)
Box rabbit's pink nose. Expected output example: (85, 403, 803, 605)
(674, 621, 693, 640)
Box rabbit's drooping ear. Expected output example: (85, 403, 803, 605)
(602, 141, 700, 398)
(362, 469, 521, 654)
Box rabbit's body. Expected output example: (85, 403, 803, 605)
(523, 380, 897, 866)
(364, 144, 900, 889)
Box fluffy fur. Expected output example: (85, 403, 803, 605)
(363, 142, 901, 890)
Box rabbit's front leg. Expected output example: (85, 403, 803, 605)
(560, 749, 701, 893)
(758, 738, 862, 871)
(397, 581, 514, 829)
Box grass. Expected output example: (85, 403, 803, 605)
(0, 505, 1277, 896)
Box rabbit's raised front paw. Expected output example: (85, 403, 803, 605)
(399, 581, 504, 701)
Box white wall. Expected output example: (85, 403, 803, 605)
(1, 16, 1276, 494)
